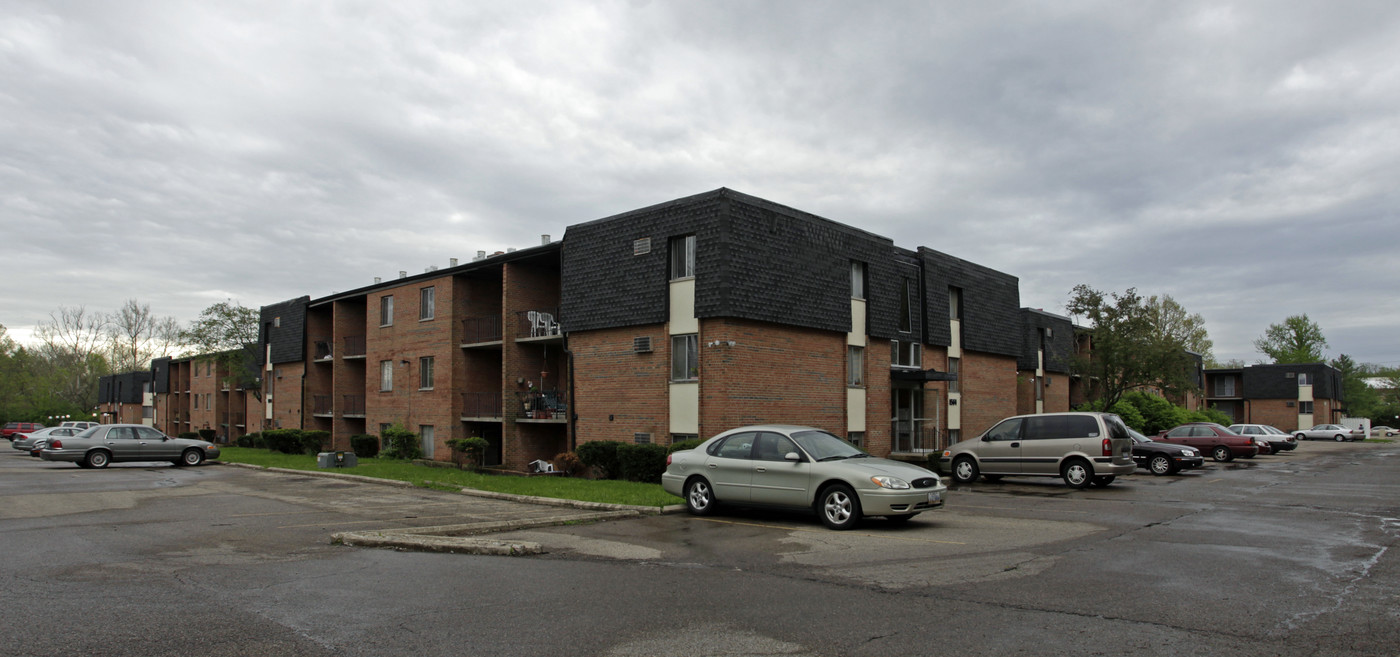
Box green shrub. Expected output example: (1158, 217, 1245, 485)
(1120, 391, 1192, 435)
(178, 431, 199, 439)
(302, 430, 331, 454)
(617, 443, 669, 483)
(235, 432, 261, 448)
(1105, 400, 1147, 433)
(350, 434, 380, 458)
(262, 429, 306, 454)
(668, 439, 704, 453)
(380, 424, 422, 460)
(1188, 407, 1234, 426)
(446, 436, 490, 468)
(576, 440, 620, 479)
(197, 429, 217, 442)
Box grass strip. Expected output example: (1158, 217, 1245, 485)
(217, 447, 681, 508)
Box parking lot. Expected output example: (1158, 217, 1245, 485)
(3, 439, 1398, 656)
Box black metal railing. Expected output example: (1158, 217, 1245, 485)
(461, 392, 503, 417)
(461, 316, 503, 344)
(516, 390, 567, 420)
(342, 394, 366, 416)
(343, 335, 366, 357)
(312, 395, 333, 415)
(314, 340, 333, 360)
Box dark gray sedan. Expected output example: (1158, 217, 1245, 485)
(40, 424, 220, 468)
(661, 425, 946, 530)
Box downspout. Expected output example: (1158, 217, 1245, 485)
(566, 335, 576, 452)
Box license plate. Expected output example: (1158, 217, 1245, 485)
(928, 491, 942, 503)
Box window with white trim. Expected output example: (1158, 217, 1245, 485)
(419, 287, 435, 321)
(847, 346, 864, 386)
(850, 261, 865, 300)
(380, 295, 394, 326)
(669, 235, 695, 280)
(671, 334, 699, 381)
(419, 356, 435, 390)
(380, 360, 393, 392)
(891, 340, 922, 368)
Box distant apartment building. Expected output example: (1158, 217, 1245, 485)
(1204, 363, 1345, 430)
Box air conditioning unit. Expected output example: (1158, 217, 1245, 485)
(633, 336, 653, 353)
(1286, 401, 1296, 407)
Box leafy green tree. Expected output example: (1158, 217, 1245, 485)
(181, 300, 261, 389)
(1067, 285, 1201, 411)
(1253, 314, 1327, 364)
(1332, 354, 1379, 419)
(1145, 294, 1214, 364)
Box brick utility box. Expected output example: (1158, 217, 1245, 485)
(317, 451, 358, 468)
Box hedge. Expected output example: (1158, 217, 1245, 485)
(576, 441, 620, 479)
(617, 443, 669, 483)
(350, 434, 380, 458)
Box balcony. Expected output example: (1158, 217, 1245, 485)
(342, 394, 366, 418)
(461, 392, 503, 420)
(461, 316, 503, 346)
(890, 419, 944, 454)
(312, 395, 333, 417)
(515, 308, 561, 342)
(516, 390, 567, 423)
(313, 339, 334, 361)
(342, 335, 367, 359)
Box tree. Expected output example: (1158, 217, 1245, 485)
(106, 299, 184, 372)
(1066, 285, 1201, 411)
(1145, 294, 1214, 364)
(1253, 314, 1327, 363)
(1332, 354, 1379, 419)
(32, 306, 110, 412)
(180, 300, 261, 388)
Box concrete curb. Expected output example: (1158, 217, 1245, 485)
(333, 532, 546, 556)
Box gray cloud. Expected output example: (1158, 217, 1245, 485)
(2, 0, 1397, 365)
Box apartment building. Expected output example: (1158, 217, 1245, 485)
(1204, 363, 1345, 430)
(96, 371, 154, 425)
(1016, 308, 1075, 416)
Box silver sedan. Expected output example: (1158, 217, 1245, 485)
(661, 425, 946, 530)
(1294, 424, 1366, 442)
(40, 424, 220, 468)
(11, 427, 79, 452)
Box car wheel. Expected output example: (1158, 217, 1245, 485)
(683, 478, 716, 516)
(179, 449, 205, 466)
(85, 450, 110, 469)
(1334, 434, 1345, 442)
(1090, 475, 1116, 487)
(1295, 433, 1307, 441)
(1149, 454, 1173, 476)
(1061, 458, 1092, 489)
(818, 484, 861, 530)
(1211, 446, 1233, 462)
(952, 456, 980, 484)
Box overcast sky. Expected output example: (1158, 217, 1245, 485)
(3, 1, 1397, 366)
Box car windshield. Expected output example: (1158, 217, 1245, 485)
(790, 430, 868, 461)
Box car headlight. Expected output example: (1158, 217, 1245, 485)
(870, 476, 911, 490)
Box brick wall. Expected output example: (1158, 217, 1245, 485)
(697, 318, 847, 438)
(571, 324, 671, 446)
(959, 351, 1018, 439)
(365, 274, 460, 461)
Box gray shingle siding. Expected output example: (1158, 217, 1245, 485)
(151, 357, 171, 394)
(562, 188, 904, 337)
(97, 375, 112, 403)
(921, 249, 1021, 357)
(1017, 308, 1075, 373)
(260, 296, 309, 365)
(1242, 363, 1343, 400)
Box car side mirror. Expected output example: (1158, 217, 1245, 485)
(980, 435, 991, 442)
(784, 452, 801, 462)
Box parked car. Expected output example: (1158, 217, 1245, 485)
(11, 426, 80, 452)
(1371, 426, 1399, 438)
(1228, 424, 1299, 452)
(661, 425, 946, 530)
(1157, 423, 1258, 462)
(939, 412, 1136, 489)
(40, 424, 220, 468)
(28, 437, 50, 457)
(1128, 428, 1204, 475)
(59, 421, 99, 430)
(1294, 424, 1366, 442)
(3, 422, 46, 441)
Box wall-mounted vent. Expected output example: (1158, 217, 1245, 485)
(1286, 401, 1296, 407)
(633, 336, 653, 353)
(633, 432, 652, 444)
(1286, 372, 1296, 378)
(633, 237, 652, 256)
(1045, 328, 1053, 339)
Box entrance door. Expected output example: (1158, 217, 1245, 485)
(891, 387, 926, 452)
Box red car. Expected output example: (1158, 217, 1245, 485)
(1157, 423, 1259, 462)
(3, 422, 46, 441)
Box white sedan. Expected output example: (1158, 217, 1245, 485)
(1294, 424, 1366, 442)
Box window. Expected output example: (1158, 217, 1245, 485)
(986, 418, 1023, 441)
(671, 433, 698, 445)
(1297, 373, 1311, 385)
(419, 425, 434, 459)
(891, 340, 922, 368)
(899, 279, 913, 332)
(669, 234, 695, 280)
(193, 395, 199, 410)
(273, 316, 281, 328)
(850, 261, 865, 300)
(714, 432, 756, 459)
(847, 346, 864, 386)
(419, 356, 435, 390)
(380, 295, 394, 326)
(633, 432, 652, 444)
(1215, 378, 1236, 397)
(380, 360, 393, 392)
(419, 287, 435, 320)
(1299, 401, 1314, 414)
(947, 357, 960, 393)
(671, 334, 698, 381)
(754, 433, 800, 461)
(949, 286, 963, 320)
(847, 431, 864, 448)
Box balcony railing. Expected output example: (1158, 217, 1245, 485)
(515, 308, 561, 339)
(343, 335, 366, 358)
(891, 419, 943, 453)
(312, 395, 333, 415)
(314, 340, 334, 361)
(461, 392, 503, 418)
(342, 394, 366, 416)
(516, 390, 567, 420)
(461, 316, 503, 344)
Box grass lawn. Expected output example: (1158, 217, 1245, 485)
(216, 447, 682, 508)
